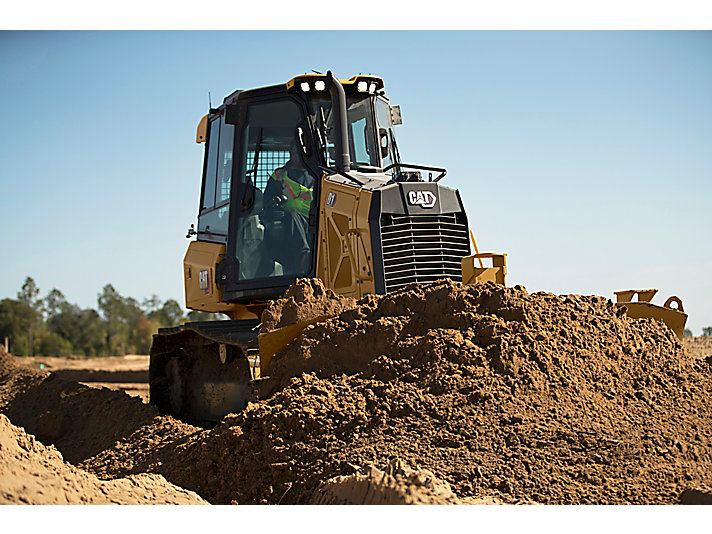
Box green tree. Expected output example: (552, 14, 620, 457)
(122, 296, 151, 354)
(45, 288, 67, 319)
(17, 277, 44, 356)
(142, 294, 163, 316)
(0, 298, 28, 355)
(187, 310, 222, 322)
(98, 284, 128, 355)
(36, 331, 74, 356)
(703, 326, 712, 337)
(75, 308, 106, 356)
(683, 328, 693, 338)
(150, 299, 185, 327)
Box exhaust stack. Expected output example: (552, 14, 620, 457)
(327, 71, 351, 173)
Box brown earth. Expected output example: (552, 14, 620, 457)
(260, 277, 357, 332)
(2, 279, 711, 505)
(0, 351, 158, 464)
(0, 414, 205, 504)
(683, 336, 712, 361)
(310, 458, 511, 504)
(16, 355, 150, 402)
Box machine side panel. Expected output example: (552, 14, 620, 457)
(316, 176, 376, 298)
(183, 240, 261, 319)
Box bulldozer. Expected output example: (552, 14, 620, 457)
(149, 71, 507, 423)
(149, 71, 686, 424)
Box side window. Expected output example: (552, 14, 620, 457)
(375, 98, 394, 170)
(198, 116, 233, 236)
(202, 118, 220, 210)
(216, 121, 234, 204)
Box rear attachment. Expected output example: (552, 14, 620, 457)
(149, 320, 260, 424)
(461, 229, 508, 286)
(614, 289, 688, 339)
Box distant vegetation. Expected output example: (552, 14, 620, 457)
(0, 276, 218, 357)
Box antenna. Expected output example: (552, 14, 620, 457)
(312, 69, 323, 75)
(208, 91, 212, 109)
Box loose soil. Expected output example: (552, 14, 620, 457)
(16, 355, 149, 402)
(2, 279, 711, 505)
(0, 414, 205, 504)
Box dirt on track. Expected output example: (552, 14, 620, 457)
(2, 279, 712, 505)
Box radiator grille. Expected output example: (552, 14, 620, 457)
(380, 213, 470, 292)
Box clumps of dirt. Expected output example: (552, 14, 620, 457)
(0, 346, 48, 411)
(310, 458, 506, 504)
(260, 277, 357, 331)
(81, 415, 201, 479)
(0, 349, 159, 464)
(80, 280, 712, 505)
(0, 414, 205, 505)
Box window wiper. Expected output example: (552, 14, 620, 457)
(317, 107, 331, 164)
(241, 128, 262, 212)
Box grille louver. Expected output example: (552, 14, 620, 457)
(380, 213, 470, 292)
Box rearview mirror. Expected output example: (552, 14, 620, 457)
(390, 105, 402, 126)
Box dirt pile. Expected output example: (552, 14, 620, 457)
(80, 279, 712, 505)
(0, 414, 205, 504)
(0, 349, 159, 464)
(310, 458, 506, 504)
(260, 277, 357, 331)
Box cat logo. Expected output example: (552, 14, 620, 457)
(407, 190, 437, 209)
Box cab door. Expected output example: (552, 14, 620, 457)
(221, 94, 321, 301)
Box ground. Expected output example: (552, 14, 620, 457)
(2, 280, 712, 505)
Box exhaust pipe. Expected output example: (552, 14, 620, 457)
(327, 71, 351, 173)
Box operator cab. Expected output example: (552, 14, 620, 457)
(195, 74, 402, 301)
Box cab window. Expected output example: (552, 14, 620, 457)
(233, 99, 317, 281)
(198, 115, 233, 237)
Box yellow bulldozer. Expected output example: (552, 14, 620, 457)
(149, 71, 686, 424)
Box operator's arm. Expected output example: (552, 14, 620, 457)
(263, 173, 284, 209)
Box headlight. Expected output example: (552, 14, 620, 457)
(300, 82, 310, 92)
(369, 82, 377, 93)
(357, 81, 368, 92)
(314, 80, 326, 91)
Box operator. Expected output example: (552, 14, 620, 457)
(262, 139, 316, 274)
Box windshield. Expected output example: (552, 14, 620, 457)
(308, 94, 379, 169)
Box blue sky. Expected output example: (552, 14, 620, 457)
(1, 31, 711, 333)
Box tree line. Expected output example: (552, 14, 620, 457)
(0, 276, 217, 357)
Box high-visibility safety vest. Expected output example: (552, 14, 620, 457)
(272, 168, 313, 218)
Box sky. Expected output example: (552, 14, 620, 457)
(1, 30, 711, 334)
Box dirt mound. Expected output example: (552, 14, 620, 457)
(310, 458, 506, 504)
(0, 349, 158, 464)
(260, 277, 357, 331)
(80, 280, 712, 505)
(0, 414, 205, 505)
